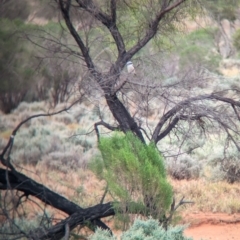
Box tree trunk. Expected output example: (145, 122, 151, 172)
(105, 93, 145, 143)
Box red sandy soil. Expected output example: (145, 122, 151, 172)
(184, 213, 240, 240)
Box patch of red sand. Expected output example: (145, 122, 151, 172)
(184, 213, 240, 240)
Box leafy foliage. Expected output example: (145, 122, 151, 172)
(0, 17, 81, 112)
(204, 0, 240, 21)
(90, 218, 192, 240)
(178, 28, 220, 73)
(233, 29, 240, 52)
(0, 18, 37, 113)
(91, 132, 173, 219)
(210, 155, 240, 184)
(0, 213, 52, 239)
(167, 155, 201, 180)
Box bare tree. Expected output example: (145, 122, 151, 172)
(54, 0, 240, 149)
(1, 0, 240, 239)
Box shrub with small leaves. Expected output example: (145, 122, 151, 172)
(91, 132, 173, 221)
(222, 159, 240, 183)
(204, 0, 239, 22)
(90, 218, 192, 240)
(233, 29, 240, 52)
(210, 158, 240, 183)
(202, 140, 240, 183)
(167, 155, 201, 180)
(0, 18, 38, 113)
(0, 213, 52, 239)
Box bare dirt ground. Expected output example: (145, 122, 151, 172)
(184, 213, 240, 240)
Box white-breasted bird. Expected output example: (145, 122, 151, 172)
(126, 61, 136, 75)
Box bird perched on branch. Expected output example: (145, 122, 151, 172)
(126, 61, 136, 75)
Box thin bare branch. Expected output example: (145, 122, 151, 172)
(152, 93, 240, 143)
(231, 103, 240, 121)
(59, 0, 100, 78)
(94, 121, 120, 141)
(0, 168, 112, 234)
(75, 0, 126, 60)
(127, 0, 186, 60)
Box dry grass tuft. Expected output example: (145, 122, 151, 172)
(171, 178, 240, 215)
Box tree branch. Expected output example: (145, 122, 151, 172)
(58, 0, 101, 79)
(156, 116, 180, 142)
(75, 0, 111, 26)
(127, 0, 186, 60)
(30, 201, 147, 240)
(105, 93, 145, 143)
(75, 0, 126, 63)
(110, 0, 117, 24)
(29, 202, 115, 239)
(0, 168, 111, 234)
(163, 196, 194, 229)
(231, 104, 240, 121)
(94, 121, 120, 141)
(0, 166, 149, 240)
(152, 93, 240, 143)
(0, 97, 112, 234)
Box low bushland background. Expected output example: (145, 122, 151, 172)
(1, 0, 240, 238)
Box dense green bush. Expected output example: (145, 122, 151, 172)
(0, 17, 81, 112)
(233, 29, 240, 52)
(204, 0, 240, 22)
(178, 28, 220, 73)
(91, 132, 173, 221)
(0, 18, 38, 113)
(90, 218, 192, 240)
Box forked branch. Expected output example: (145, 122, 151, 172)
(152, 93, 240, 144)
(0, 168, 111, 234)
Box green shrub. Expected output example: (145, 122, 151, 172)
(176, 28, 220, 73)
(179, 44, 220, 73)
(185, 28, 217, 47)
(91, 132, 173, 220)
(195, 138, 240, 183)
(0, 18, 80, 111)
(90, 218, 192, 240)
(167, 155, 201, 180)
(0, 18, 38, 113)
(0, 213, 52, 239)
(233, 29, 240, 52)
(204, 0, 239, 22)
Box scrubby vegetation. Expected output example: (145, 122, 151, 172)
(90, 218, 192, 240)
(0, 18, 37, 113)
(1, 0, 240, 239)
(0, 213, 53, 240)
(0, 17, 81, 113)
(91, 133, 172, 225)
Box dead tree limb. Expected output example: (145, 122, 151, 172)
(0, 168, 111, 233)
